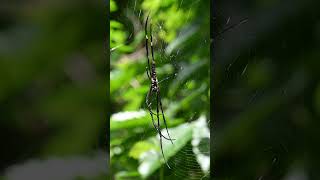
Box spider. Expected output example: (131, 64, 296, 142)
(143, 13, 247, 169)
(144, 14, 175, 169)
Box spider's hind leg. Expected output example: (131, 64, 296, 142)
(159, 132, 171, 169)
(158, 92, 175, 144)
(146, 88, 172, 141)
(156, 92, 171, 169)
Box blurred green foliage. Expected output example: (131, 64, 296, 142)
(110, 0, 210, 179)
(1, 0, 106, 179)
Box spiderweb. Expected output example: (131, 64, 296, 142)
(110, 0, 210, 179)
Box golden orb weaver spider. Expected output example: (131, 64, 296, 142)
(145, 14, 175, 169)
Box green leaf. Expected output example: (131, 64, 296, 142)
(136, 115, 210, 179)
(191, 115, 210, 173)
(110, 110, 183, 131)
(129, 141, 155, 160)
(168, 60, 206, 97)
(166, 83, 207, 117)
(138, 123, 193, 178)
(110, 0, 118, 12)
(115, 171, 140, 180)
(110, 110, 149, 131)
(165, 24, 198, 54)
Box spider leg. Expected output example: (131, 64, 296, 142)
(158, 92, 175, 144)
(146, 97, 163, 116)
(146, 87, 159, 130)
(158, 76, 171, 84)
(158, 73, 177, 84)
(145, 15, 152, 78)
(150, 111, 163, 116)
(147, 104, 161, 116)
(146, 89, 164, 121)
(146, 67, 151, 80)
(149, 23, 156, 63)
(156, 94, 171, 169)
(159, 130, 171, 169)
(147, 98, 163, 116)
(146, 87, 171, 140)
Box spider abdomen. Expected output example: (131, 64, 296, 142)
(151, 78, 158, 92)
(151, 62, 159, 92)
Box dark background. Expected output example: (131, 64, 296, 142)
(1, 1, 107, 179)
(213, 0, 320, 179)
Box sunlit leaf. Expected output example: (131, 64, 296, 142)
(110, 110, 183, 131)
(192, 115, 210, 173)
(137, 115, 210, 179)
(110, 0, 118, 12)
(138, 123, 193, 178)
(129, 141, 155, 159)
(115, 171, 140, 180)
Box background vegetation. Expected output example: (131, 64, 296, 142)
(110, 0, 210, 179)
(1, 1, 107, 179)
(213, 0, 320, 179)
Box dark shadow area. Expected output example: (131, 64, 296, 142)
(0, 1, 107, 179)
(213, 0, 320, 179)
